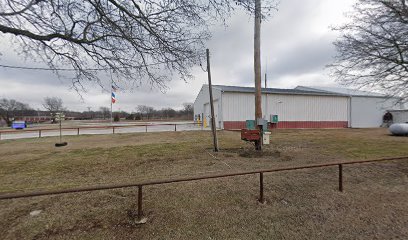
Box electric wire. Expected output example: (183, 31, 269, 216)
(0, 60, 179, 71)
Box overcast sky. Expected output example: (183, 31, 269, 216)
(0, 0, 355, 112)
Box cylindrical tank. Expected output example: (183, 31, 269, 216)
(389, 123, 408, 136)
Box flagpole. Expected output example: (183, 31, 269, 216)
(110, 78, 113, 125)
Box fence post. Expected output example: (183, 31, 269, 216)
(136, 185, 147, 224)
(77, 128, 80, 135)
(338, 164, 343, 192)
(145, 125, 147, 133)
(39, 130, 41, 138)
(0, 132, 2, 140)
(113, 126, 115, 134)
(258, 172, 265, 204)
(174, 124, 177, 132)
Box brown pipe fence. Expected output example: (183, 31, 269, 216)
(0, 122, 201, 140)
(0, 156, 407, 223)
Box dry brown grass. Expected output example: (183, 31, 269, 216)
(0, 128, 407, 239)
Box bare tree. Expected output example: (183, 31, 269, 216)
(43, 97, 64, 122)
(43, 97, 64, 112)
(146, 107, 155, 120)
(161, 107, 177, 119)
(330, 0, 408, 104)
(0, 1, 277, 90)
(182, 102, 193, 119)
(99, 106, 110, 119)
(136, 105, 154, 120)
(136, 105, 147, 119)
(0, 98, 30, 125)
(87, 106, 93, 119)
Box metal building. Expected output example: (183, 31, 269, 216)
(193, 84, 405, 129)
(295, 86, 405, 128)
(388, 110, 408, 124)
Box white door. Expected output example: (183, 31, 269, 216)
(204, 101, 219, 128)
(204, 103, 210, 128)
(213, 100, 219, 128)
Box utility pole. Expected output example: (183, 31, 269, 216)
(87, 106, 92, 119)
(254, 0, 262, 151)
(264, 73, 267, 88)
(265, 58, 267, 88)
(265, 58, 268, 122)
(206, 48, 219, 152)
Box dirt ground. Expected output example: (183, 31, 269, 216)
(0, 128, 407, 239)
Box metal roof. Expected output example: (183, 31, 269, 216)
(209, 84, 347, 96)
(295, 86, 386, 97)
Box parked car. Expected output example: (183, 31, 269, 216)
(12, 121, 27, 130)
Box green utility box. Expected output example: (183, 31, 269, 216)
(271, 115, 279, 123)
(246, 120, 256, 130)
(246, 119, 268, 131)
(257, 118, 268, 132)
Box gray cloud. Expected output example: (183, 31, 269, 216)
(268, 35, 337, 77)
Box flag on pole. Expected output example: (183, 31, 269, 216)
(111, 92, 116, 104)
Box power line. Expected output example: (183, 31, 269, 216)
(0, 64, 91, 71)
(0, 61, 179, 72)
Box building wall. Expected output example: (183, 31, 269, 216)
(388, 110, 408, 124)
(193, 85, 222, 128)
(222, 92, 349, 129)
(223, 121, 348, 130)
(350, 97, 401, 128)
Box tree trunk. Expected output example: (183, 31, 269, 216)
(5, 112, 12, 126)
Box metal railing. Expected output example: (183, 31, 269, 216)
(0, 122, 202, 140)
(0, 156, 407, 223)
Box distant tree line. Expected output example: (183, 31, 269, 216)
(129, 103, 193, 120)
(0, 97, 193, 126)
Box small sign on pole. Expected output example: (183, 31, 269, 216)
(55, 112, 68, 147)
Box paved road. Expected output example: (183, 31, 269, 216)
(0, 123, 205, 140)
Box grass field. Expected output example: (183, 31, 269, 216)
(0, 128, 407, 239)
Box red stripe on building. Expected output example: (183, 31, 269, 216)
(223, 121, 348, 130)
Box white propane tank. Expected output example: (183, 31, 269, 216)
(389, 123, 408, 136)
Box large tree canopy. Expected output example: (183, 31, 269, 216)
(0, 0, 276, 90)
(331, 0, 408, 104)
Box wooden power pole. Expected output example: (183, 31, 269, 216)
(254, 0, 262, 151)
(206, 49, 219, 152)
